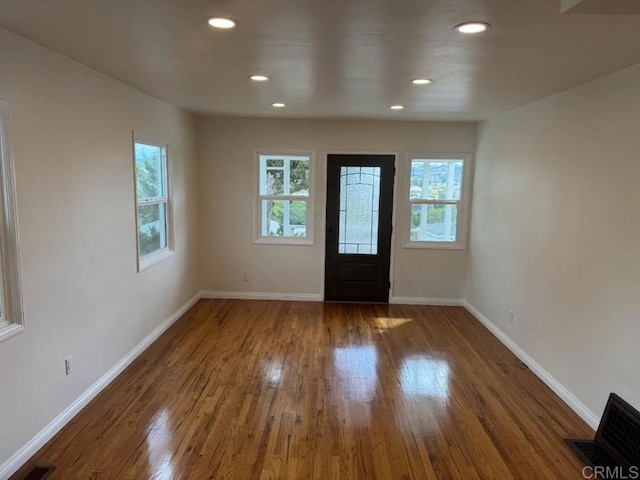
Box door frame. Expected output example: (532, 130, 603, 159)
(319, 151, 399, 301)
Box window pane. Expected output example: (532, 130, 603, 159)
(135, 143, 165, 200)
(410, 204, 458, 242)
(338, 166, 380, 255)
(411, 160, 463, 201)
(263, 168, 284, 195)
(261, 200, 307, 237)
(290, 159, 310, 195)
(260, 155, 310, 197)
(138, 203, 168, 256)
(266, 159, 284, 168)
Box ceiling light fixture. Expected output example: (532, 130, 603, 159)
(411, 79, 432, 85)
(272, 102, 286, 108)
(208, 17, 238, 29)
(250, 75, 269, 82)
(455, 22, 490, 34)
(390, 105, 404, 110)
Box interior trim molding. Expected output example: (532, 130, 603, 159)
(0, 292, 201, 480)
(463, 300, 600, 430)
(200, 291, 323, 302)
(390, 296, 464, 306)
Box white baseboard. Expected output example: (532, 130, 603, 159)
(390, 296, 464, 306)
(463, 300, 600, 430)
(202, 292, 462, 306)
(200, 291, 322, 302)
(0, 292, 201, 480)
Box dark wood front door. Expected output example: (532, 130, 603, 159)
(324, 154, 395, 302)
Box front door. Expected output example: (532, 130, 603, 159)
(324, 154, 395, 302)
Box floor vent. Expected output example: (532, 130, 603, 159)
(18, 466, 55, 480)
(566, 393, 640, 471)
(600, 397, 640, 462)
(568, 440, 618, 467)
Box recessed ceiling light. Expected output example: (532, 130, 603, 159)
(411, 79, 432, 85)
(250, 75, 269, 82)
(272, 102, 286, 108)
(390, 105, 404, 110)
(208, 17, 237, 29)
(455, 22, 490, 34)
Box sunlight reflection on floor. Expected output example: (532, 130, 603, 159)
(398, 355, 450, 399)
(374, 317, 413, 331)
(334, 345, 378, 403)
(145, 409, 175, 480)
(261, 359, 284, 387)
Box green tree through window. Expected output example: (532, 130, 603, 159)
(134, 138, 170, 266)
(258, 153, 313, 241)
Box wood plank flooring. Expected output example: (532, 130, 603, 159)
(12, 300, 593, 479)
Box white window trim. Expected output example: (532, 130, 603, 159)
(133, 132, 174, 272)
(253, 149, 316, 245)
(0, 100, 25, 343)
(402, 152, 473, 250)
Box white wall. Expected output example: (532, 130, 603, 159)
(0, 28, 199, 469)
(467, 62, 640, 421)
(197, 116, 476, 300)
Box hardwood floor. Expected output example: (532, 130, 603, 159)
(12, 300, 593, 479)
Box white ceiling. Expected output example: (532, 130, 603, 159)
(2, 0, 640, 120)
(562, 0, 640, 15)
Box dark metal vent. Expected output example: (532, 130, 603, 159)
(565, 393, 640, 470)
(600, 400, 640, 464)
(567, 440, 617, 467)
(19, 466, 55, 480)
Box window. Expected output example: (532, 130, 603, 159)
(134, 133, 173, 271)
(0, 101, 24, 343)
(404, 154, 471, 249)
(254, 150, 315, 245)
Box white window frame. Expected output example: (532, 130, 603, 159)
(403, 153, 472, 250)
(253, 149, 315, 245)
(133, 132, 174, 271)
(0, 100, 25, 343)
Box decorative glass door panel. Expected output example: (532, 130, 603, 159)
(338, 166, 381, 255)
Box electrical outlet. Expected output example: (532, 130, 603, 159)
(65, 356, 73, 375)
(242, 271, 249, 282)
(509, 310, 515, 324)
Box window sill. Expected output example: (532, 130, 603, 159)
(0, 321, 25, 343)
(254, 237, 315, 246)
(138, 248, 175, 272)
(402, 241, 466, 251)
